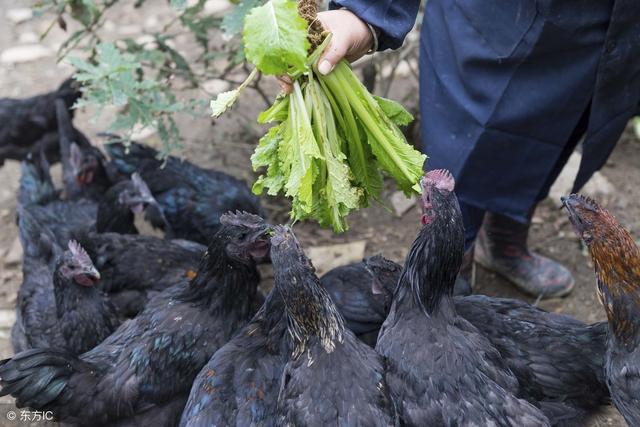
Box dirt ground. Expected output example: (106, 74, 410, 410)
(1, 1, 638, 426)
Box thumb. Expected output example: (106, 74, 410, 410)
(318, 40, 348, 75)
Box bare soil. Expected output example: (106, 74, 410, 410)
(1, 1, 638, 426)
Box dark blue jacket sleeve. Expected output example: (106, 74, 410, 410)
(329, 0, 421, 50)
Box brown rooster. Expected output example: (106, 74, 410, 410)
(563, 194, 640, 426)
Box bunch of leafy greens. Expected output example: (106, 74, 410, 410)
(211, 0, 426, 232)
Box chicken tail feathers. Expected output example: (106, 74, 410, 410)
(17, 151, 56, 208)
(16, 207, 59, 262)
(0, 348, 90, 411)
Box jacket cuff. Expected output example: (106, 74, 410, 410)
(329, 0, 420, 51)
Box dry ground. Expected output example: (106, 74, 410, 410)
(0, 1, 638, 426)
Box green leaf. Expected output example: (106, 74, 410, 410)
(243, 0, 309, 75)
(257, 95, 289, 123)
(373, 95, 414, 127)
(317, 71, 383, 202)
(222, 0, 263, 36)
(170, 0, 187, 10)
(251, 125, 286, 195)
(209, 68, 258, 118)
(279, 82, 321, 213)
(306, 78, 361, 232)
(210, 90, 240, 117)
(320, 61, 426, 195)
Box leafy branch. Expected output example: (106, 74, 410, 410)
(35, 0, 269, 155)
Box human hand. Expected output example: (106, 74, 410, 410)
(278, 9, 374, 93)
(316, 9, 375, 74)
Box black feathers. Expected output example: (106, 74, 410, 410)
(376, 172, 549, 426)
(270, 226, 398, 426)
(106, 141, 264, 244)
(0, 216, 269, 425)
(0, 78, 80, 166)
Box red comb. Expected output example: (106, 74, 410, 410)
(422, 169, 455, 192)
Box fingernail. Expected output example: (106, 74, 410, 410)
(318, 60, 334, 75)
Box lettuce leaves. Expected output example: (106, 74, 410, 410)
(215, 0, 426, 232)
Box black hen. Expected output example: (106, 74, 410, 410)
(78, 232, 205, 318)
(323, 244, 609, 418)
(0, 78, 80, 165)
(180, 289, 287, 427)
(454, 295, 608, 418)
(376, 170, 549, 426)
(321, 255, 400, 346)
(56, 99, 112, 200)
(18, 152, 157, 242)
(0, 212, 269, 426)
(564, 194, 640, 426)
(12, 209, 118, 355)
(106, 141, 263, 244)
(271, 226, 398, 427)
(322, 253, 474, 346)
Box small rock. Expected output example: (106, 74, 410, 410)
(390, 191, 416, 217)
(202, 78, 230, 94)
(204, 0, 233, 15)
(306, 241, 366, 276)
(117, 25, 142, 36)
(4, 237, 22, 266)
(144, 16, 160, 31)
(18, 32, 39, 44)
(6, 8, 33, 24)
(103, 20, 116, 32)
(0, 309, 16, 328)
(130, 124, 157, 141)
(135, 35, 157, 49)
(1, 44, 53, 64)
(531, 216, 544, 225)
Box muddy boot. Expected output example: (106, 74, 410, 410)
(475, 213, 574, 298)
(453, 246, 475, 297)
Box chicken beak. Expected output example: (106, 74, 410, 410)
(85, 266, 101, 281)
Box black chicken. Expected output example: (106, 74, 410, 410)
(376, 170, 549, 426)
(324, 238, 609, 419)
(271, 226, 398, 426)
(321, 254, 473, 346)
(18, 152, 158, 243)
(563, 194, 640, 426)
(106, 141, 263, 244)
(0, 212, 269, 426)
(0, 78, 80, 165)
(78, 232, 205, 317)
(321, 255, 401, 346)
(56, 98, 113, 200)
(12, 208, 118, 355)
(180, 289, 287, 427)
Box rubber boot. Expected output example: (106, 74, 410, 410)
(475, 213, 574, 298)
(453, 246, 474, 297)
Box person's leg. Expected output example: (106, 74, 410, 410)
(460, 201, 485, 251)
(473, 105, 591, 298)
(535, 104, 591, 203)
